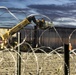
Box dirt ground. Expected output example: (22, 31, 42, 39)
(0, 51, 76, 75)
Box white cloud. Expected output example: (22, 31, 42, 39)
(53, 17, 76, 26)
(55, 17, 76, 22)
(70, 10, 76, 13)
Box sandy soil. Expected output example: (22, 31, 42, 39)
(0, 51, 76, 75)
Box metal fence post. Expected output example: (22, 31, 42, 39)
(64, 44, 70, 75)
(17, 32, 21, 75)
(33, 26, 37, 48)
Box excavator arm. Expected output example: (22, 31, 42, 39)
(0, 16, 47, 49)
(2, 16, 37, 40)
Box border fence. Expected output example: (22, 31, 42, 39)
(0, 27, 76, 75)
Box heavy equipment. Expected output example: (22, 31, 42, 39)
(0, 15, 52, 49)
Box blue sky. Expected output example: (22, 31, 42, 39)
(0, 0, 76, 28)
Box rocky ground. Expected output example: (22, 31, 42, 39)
(0, 50, 76, 75)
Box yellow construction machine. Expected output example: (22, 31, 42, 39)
(0, 15, 52, 49)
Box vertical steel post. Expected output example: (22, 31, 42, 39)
(17, 32, 21, 75)
(33, 26, 37, 48)
(64, 44, 70, 75)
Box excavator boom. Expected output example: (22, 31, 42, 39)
(0, 15, 47, 49)
(2, 16, 38, 40)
